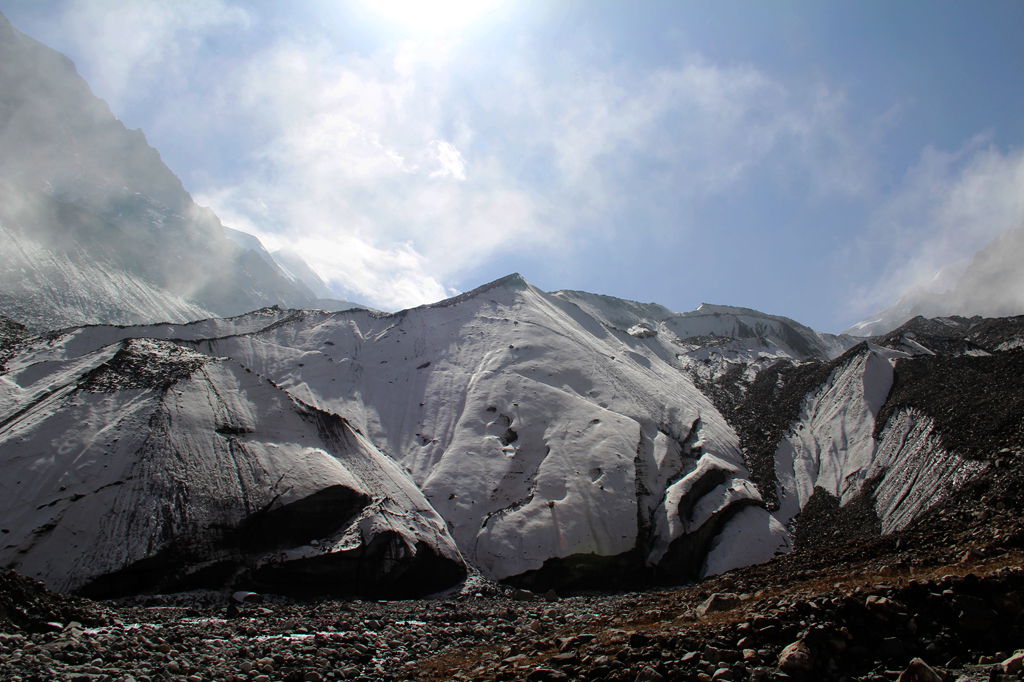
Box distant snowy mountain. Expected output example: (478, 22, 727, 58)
(0, 12, 328, 330)
(270, 248, 335, 300)
(847, 226, 1024, 336)
(0, 276, 803, 593)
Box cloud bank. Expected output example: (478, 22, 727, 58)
(848, 142, 1024, 325)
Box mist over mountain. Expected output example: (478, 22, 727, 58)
(0, 12, 352, 331)
(848, 225, 1024, 336)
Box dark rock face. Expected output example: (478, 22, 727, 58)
(76, 484, 376, 599)
(238, 485, 372, 553)
(504, 550, 651, 594)
(250, 536, 467, 600)
(0, 570, 107, 632)
(876, 349, 1024, 461)
(0, 315, 28, 369)
(792, 482, 882, 553)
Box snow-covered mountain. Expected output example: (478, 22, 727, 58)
(0, 12, 345, 330)
(0, 277, 796, 593)
(3, 272, 1017, 597)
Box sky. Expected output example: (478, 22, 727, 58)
(1, 0, 1022, 332)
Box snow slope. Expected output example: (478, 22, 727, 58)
(180, 276, 791, 584)
(3, 270, 1008, 595)
(2, 274, 790, 590)
(0, 337, 464, 596)
(772, 343, 989, 534)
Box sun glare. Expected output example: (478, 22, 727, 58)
(360, 0, 505, 35)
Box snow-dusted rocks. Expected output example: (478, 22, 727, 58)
(772, 345, 907, 526)
(0, 337, 464, 597)
(771, 336, 1002, 538)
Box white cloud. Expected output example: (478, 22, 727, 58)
(429, 141, 467, 181)
(848, 140, 1024, 318)
(194, 35, 877, 310)
(196, 37, 556, 309)
(53, 0, 250, 112)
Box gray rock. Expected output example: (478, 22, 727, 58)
(896, 658, 944, 682)
(697, 593, 742, 617)
(778, 639, 813, 674)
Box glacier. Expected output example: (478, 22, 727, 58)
(0, 276, 1013, 597)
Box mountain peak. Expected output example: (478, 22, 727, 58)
(693, 302, 763, 316)
(489, 272, 528, 288)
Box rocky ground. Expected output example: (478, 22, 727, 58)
(1, 484, 1023, 682)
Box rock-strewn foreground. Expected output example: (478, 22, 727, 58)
(2, 450, 1023, 682)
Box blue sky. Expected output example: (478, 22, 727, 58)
(2, 0, 1023, 331)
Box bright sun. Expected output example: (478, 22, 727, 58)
(360, 0, 505, 35)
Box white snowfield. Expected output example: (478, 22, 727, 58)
(0, 338, 463, 595)
(188, 275, 800, 581)
(0, 274, 991, 594)
(772, 342, 986, 533)
(0, 219, 215, 331)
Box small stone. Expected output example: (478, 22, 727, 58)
(1002, 651, 1024, 674)
(628, 631, 651, 647)
(232, 590, 262, 603)
(897, 658, 943, 682)
(778, 639, 813, 674)
(634, 667, 665, 682)
(880, 637, 905, 658)
(697, 593, 741, 617)
(544, 589, 560, 602)
(511, 589, 535, 602)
